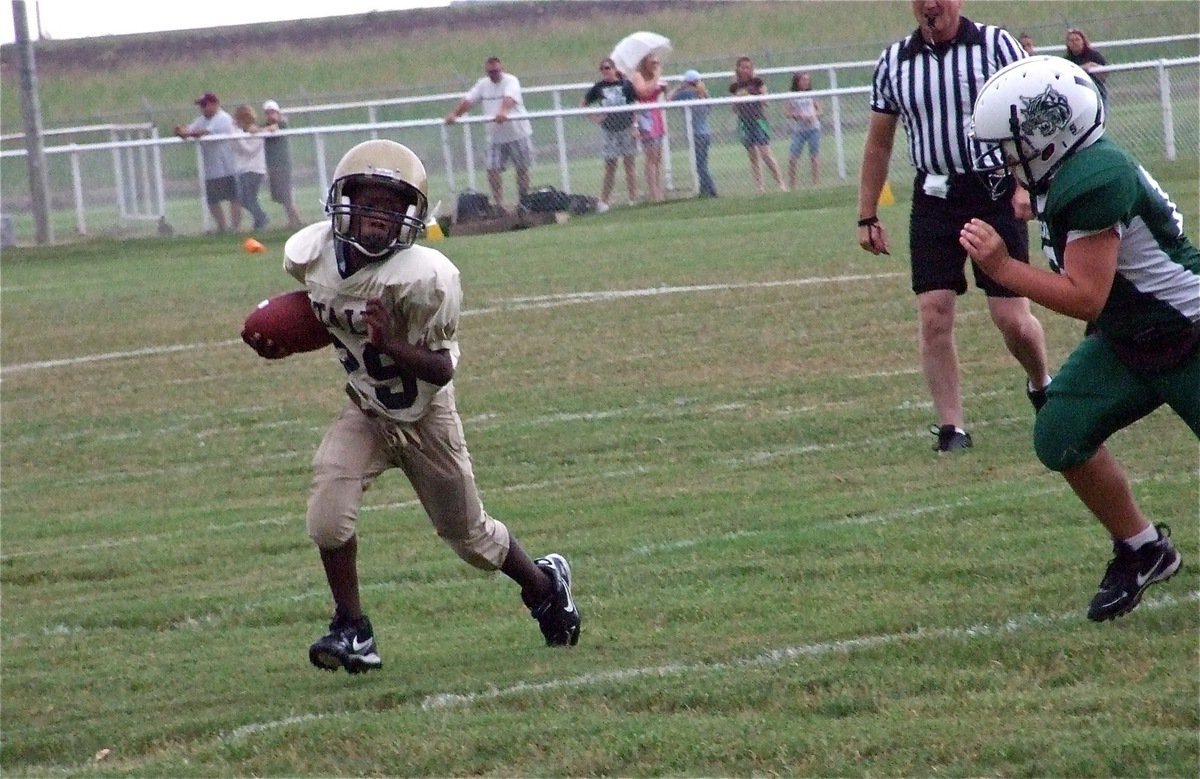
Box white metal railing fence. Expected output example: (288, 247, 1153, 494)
(1, 56, 1196, 244)
(3, 32, 1193, 149)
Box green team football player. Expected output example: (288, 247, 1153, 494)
(959, 55, 1198, 622)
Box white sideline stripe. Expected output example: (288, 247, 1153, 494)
(632, 530, 761, 556)
(212, 590, 1199, 742)
(419, 591, 1199, 711)
(1, 274, 901, 375)
(469, 274, 903, 315)
(226, 714, 330, 742)
(0, 500, 423, 561)
(16, 467, 1184, 633)
(1, 450, 1175, 563)
(0, 515, 294, 560)
(1, 340, 242, 373)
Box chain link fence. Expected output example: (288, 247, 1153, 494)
(1, 54, 1196, 246)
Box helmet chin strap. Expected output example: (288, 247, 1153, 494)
(332, 225, 398, 260)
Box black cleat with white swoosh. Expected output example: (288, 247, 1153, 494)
(1087, 524, 1181, 622)
(308, 613, 382, 673)
(531, 553, 581, 646)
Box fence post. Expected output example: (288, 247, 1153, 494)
(194, 143, 209, 230)
(1157, 60, 1176, 161)
(440, 123, 457, 194)
(828, 66, 847, 181)
(368, 105, 379, 141)
(69, 144, 86, 235)
(137, 131, 154, 217)
(662, 106, 674, 192)
(552, 90, 571, 193)
(111, 127, 129, 223)
(122, 130, 142, 219)
(151, 127, 166, 219)
(462, 124, 477, 193)
(314, 132, 329, 200)
(683, 105, 698, 195)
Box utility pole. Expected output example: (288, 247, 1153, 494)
(12, 0, 53, 244)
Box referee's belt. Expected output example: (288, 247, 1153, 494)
(914, 170, 989, 201)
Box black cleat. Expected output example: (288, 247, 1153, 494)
(531, 553, 581, 646)
(308, 613, 382, 674)
(1087, 524, 1181, 622)
(930, 423, 973, 453)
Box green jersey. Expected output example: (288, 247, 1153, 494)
(1036, 137, 1199, 358)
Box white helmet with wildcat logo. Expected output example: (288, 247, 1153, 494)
(970, 55, 1105, 194)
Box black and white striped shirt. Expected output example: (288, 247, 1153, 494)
(871, 18, 1025, 176)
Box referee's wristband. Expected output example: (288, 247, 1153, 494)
(857, 216, 879, 227)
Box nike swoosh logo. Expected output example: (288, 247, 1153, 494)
(1136, 552, 1165, 587)
(351, 637, 373, 653)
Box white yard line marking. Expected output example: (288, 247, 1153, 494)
(226, 714, 330, 742)
(210, 590, 1197, 742)
(631, 530, 762, 556)
(1, 274, 902, 375)
(0, 500, 423, 561)
(1, 340, 243, 373)
(419, 591, 1198, 711)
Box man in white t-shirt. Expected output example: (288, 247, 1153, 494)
(445, 56, 535, 212)
(174, 92, 241, 232)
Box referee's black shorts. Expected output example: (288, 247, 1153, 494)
(908, 172, 1030, 297)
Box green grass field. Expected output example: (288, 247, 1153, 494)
(2, 176, 1198, 777)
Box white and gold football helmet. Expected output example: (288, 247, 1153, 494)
(971, 55, 1106, 195)
(326, 139, 428, 258)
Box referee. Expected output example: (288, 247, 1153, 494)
(857, 0, 1051, 453)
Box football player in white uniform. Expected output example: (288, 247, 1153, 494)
(961, 57, 1197, 621)
(256, 140, 580, 673)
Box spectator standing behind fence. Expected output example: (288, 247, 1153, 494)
(784, 71, 822, 189)
(1064, 28, 1109, 107)
(445, 56, 534, 213)
(856, 0, 1050, 454)
(669, 70, 717, 198)
(729, 56, 787, 194)
(232, 104, 270, 231)
(262, 100, 304, 229)
(628, 53, 667, 202)
(581, 57, 639, 213)
(174, 92, 241, 233)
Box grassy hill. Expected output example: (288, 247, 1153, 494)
(2, 0, 1196, 133)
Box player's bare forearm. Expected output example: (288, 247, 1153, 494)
(960, 218, 1115, 321)
(381, 339, 454, 386)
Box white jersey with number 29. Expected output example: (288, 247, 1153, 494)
(284, 222, 462, 424)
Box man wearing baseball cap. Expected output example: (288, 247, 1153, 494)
(261, 99, 304, 228)
(174, 92, 240, 232)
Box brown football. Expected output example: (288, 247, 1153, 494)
(241, 290, 332, 359)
